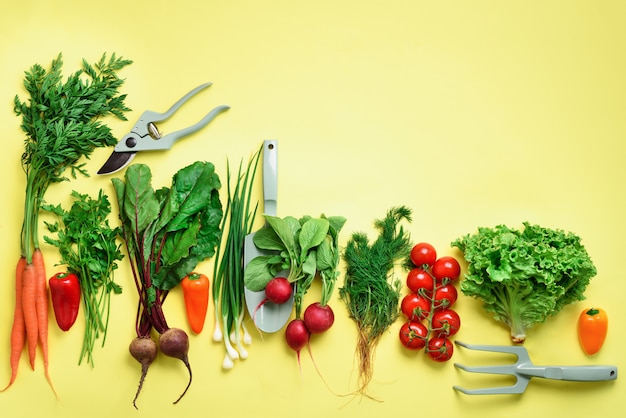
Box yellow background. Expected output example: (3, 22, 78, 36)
(1, 1, 623, 417)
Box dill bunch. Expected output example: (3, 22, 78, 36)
(339, 206, 413, 399)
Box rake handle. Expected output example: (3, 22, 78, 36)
(520, 365, 617, 382)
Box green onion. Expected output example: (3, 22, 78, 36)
(212, 145, 262, 369)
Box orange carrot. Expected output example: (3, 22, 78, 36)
(21, 262, 38, 370)
(0, 257, 26, 391)
(32, 249, 56, 396)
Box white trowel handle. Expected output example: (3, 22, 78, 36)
(263, 140, 278, 217)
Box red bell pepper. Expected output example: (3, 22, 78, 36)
(181, 272, 209, 334)
(49, 272, 81, 331)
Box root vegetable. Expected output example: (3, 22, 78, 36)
(159, 328, 192, 404)
(303, 302, 334, 334)
(113, 162, 222, 406)
(252, 277, 292, 323)
(1, 258, 27, 392)
(264, 277, 293, 304)
(285, 319, 310, 367)
(21, 264, 38, 370)
(129, 337, 158, 409)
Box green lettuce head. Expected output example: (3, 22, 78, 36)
(452, 222, 597, 344)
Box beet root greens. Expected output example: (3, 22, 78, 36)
(112, 162, 222, 408)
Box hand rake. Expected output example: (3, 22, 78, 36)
(453, 341, 617, 395)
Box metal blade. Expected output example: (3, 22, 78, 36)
(97, 151, 136, 175)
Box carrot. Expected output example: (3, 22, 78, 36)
(0, 257, 26, 391)
(21, 262, 38, 370)
(33, 249, 55, 396)
(10, 54, 131, 394)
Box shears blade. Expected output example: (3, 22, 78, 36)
(97, 151, 136, 175)
(96, 82, 229, 175)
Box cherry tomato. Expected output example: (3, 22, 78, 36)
(410, 242, 437, 267)
(431, 309, 461, 337)
(431, 256, 461, 283)
(401, 293, 430, 321)
(433, 284, 458, 310)
(427, 337, 454, 362)
(406, 268, 434, 296)
(399, 321, 428, 350)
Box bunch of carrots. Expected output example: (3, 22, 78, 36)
(1, 53, 131, 394)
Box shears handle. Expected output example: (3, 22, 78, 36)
(114, 83, 229, 152)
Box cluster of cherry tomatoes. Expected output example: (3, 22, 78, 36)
(399, 243, 462, 362)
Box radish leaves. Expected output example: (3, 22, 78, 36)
(244, 214, 345, 316)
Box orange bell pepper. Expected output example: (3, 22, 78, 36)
(577, 307, 608, 356)
(181, 272, 209, 334)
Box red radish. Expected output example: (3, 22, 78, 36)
(265, 277, 292, 303)
(251, 277, 292, 323)
(285, 319, 309, 366)
(303, 302, 334, 334)
(129, 336, 158, 409)
(158, 328, 192, 404)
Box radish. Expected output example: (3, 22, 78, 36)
(158, 328, 192, 404)
(285, 319, 309, 366)
(251, 277, 292, 323)
(265, 277, 293, 304)
(129, 336, 158, 409)
(303, 302, 334, 334)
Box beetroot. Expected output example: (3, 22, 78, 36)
(303, 302, 334, 334)
(159, 328, 192, 404)
(129, 336, 158, 409)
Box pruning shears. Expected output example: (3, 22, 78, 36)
(97, 83, 229, 175)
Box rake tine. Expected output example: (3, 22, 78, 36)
(454, 341, 531, 362)
(454, 362, 516, 376)
(453, 382, 527, 395)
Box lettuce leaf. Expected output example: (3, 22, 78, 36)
(452, 222, 597, 343)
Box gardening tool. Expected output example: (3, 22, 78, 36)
(97, 82, 229, 174)
(453, 341, 617, 395)
(243, 140, 294, 333)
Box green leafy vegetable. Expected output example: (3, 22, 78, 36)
(112, 161, 222, 336)
(316, 216, 347, 306)
(339, 206, 413, 399)
(42, 190, 124, 366)
(452, 222, 597, 344)
(243, 214, 346, 317)
(112, 161, 222, 407)
(16, 52, 131, 263)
